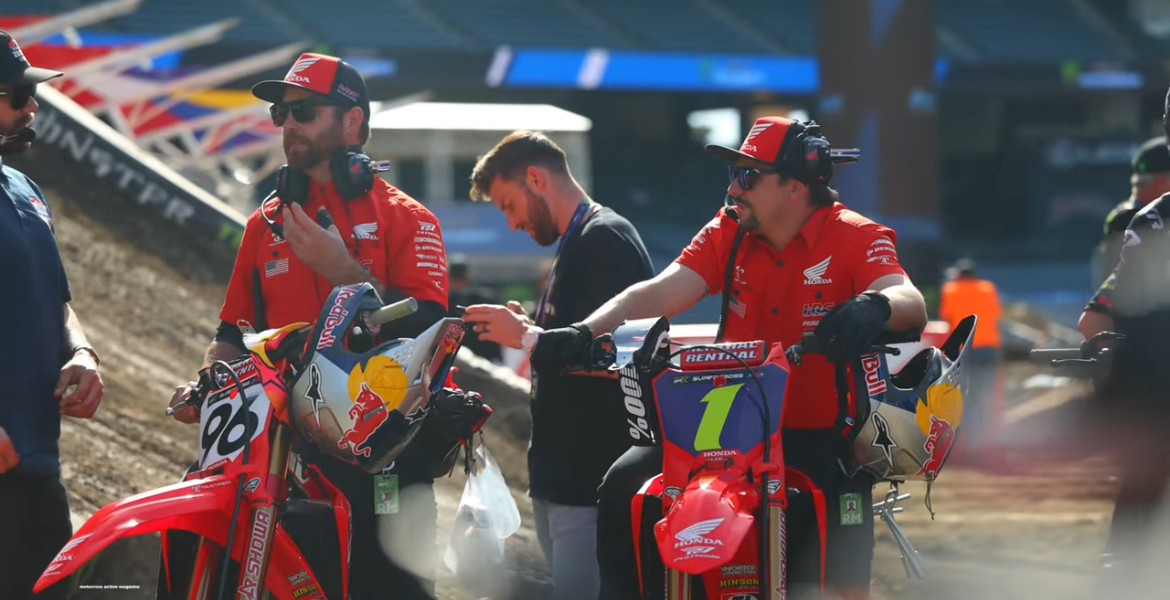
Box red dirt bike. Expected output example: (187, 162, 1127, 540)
(34, 283, 483, 600)
(586, 314, 975, 600)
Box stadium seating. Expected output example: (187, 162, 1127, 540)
(0, 0, 73, 16)
(3, 0, 297, 44)
(718, 0, 817, 54)
(426, 0, 629, 49)
(588, 0, 772, 53)
(0, 0, 1143, 62)
(280, 0, 465, 49)
(935, 0, 1124, 61)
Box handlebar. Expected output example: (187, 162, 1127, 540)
(1028, 348, 1087, 362)
(368, 297, 418, 326)
(570, 327, 923, 373)
(786, 329, 922, 366)
(563, 333, 617, 373)
(1028, 331, 1124, 367)
(165, 368, 214, 416)
(167, 296, 420, 416)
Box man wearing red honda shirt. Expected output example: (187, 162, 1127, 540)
(530, 117, 928, 599)
(165, 53, 448, 600)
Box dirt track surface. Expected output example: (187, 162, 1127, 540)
(45, 189, 1127, 600)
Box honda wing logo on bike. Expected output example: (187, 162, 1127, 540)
(674, 518, 725, 547)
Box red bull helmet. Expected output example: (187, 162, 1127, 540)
(288, 283, 465, 473)
(849, 315, 977, 482)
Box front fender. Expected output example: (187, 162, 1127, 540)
(35, 475, 329, 600)
(654, 472, 757, 575)
(36, 475, 240, 591)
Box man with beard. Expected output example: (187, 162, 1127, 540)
(165, 53, 448, 600)
(462, 130, 653, 600)
(527, 117, 928, 600)
(0, 31, 106, 600)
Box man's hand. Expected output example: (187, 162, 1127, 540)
(0, 426, 18, 474)
(463, 302, 534, 349)
(282, 203, 359, 284)
(56, 350, 103, 418)
(813, 292, 891, 364)
(168, 382, 201, 425)
(530, 324, 594, 374)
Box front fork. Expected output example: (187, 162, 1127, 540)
(184, 422, 292, 600)
(664, 568, 693, 600)
(665, 504, 788, 600)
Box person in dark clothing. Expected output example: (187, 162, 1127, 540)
(462, 130, 654, 600)
(1092, 135, 1170, 285)
(1078, 87, 1170, 599)
(448, 253, 503, 362)
(0, 31, 105, 600)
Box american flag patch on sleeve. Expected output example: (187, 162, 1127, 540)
(265, 257, 289, 278)
(729, 296, 747, 318)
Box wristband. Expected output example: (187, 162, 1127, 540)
(72, 345, 100, 368)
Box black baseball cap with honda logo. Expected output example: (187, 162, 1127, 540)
(0, 30, 63, 86)
(251, 53, 370, 122)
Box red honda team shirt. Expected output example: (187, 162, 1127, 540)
(221, 177, 449, 330)
(675, 202, 906, 430)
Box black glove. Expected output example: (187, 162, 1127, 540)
(813, 292, 891, 363)
(419, 387, 493, 478)
(530, 323, 593, 375)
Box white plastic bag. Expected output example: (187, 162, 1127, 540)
(443, 442, 521, 593)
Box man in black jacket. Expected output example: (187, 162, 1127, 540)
(463, 130, 654, 600)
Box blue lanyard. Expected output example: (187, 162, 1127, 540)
(535, 199, 595, 326)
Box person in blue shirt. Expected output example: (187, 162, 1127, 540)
(0, 31, 104, 600)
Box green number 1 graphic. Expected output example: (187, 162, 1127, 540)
(693, 383, 744, 451)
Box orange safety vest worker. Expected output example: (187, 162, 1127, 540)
(939, 275, 1001, 349)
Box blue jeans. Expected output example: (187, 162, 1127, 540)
(533, 498, 600, 600)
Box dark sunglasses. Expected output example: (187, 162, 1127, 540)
(269, 98, 334, 127)
(0, 84, 36, 110)
(728, 165, 778, 191)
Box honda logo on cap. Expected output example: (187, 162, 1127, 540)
(743, 122, 772, 143)
(285, 56, 319, 84)
(739, 119, 780, 161)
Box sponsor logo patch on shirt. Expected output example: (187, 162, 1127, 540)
(353, 222, 378, 240)
(803, 256, 833, 285)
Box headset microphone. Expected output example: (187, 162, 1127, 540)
(0, 127, 35, 144)
(723, 194, 740, 222)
